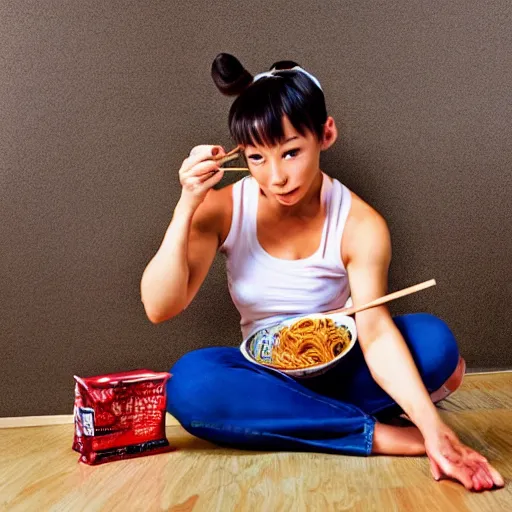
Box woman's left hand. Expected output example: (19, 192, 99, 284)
(424, 422, 504, 491)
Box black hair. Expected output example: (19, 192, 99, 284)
(211, 53, 328, 148)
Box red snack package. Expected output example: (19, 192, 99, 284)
(72, 369, 174, 465)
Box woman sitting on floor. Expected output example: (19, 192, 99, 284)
(141, 53, 504, 491)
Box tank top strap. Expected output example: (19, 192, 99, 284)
(219, 176, 253, 255)
(315, 173, 332, 259)
(320, 177, 352, 270)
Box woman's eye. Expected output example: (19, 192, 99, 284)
(248, 149, 299, 162)
(284, 149, 299, 158)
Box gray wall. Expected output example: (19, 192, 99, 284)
(1, 1, 510, 417)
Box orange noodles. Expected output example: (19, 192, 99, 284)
(271, 317, 351, 369)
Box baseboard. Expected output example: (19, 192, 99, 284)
(1, 369, 510, 429)
(0, 413, 180, 429)
(466, 368, 512, 375)
(0, 415, 76, 428)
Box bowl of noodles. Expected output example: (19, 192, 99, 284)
(240, 313, 357, 378)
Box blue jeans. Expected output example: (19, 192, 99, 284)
(166, 313, 460, 456)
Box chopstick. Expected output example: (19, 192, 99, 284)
(324, 279, 437, 316)
(215, 153, 239, 165)
(213, 145, 243, 165)
(212, 145, 249, 171)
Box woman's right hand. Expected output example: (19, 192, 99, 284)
(425, 422, 504, 491)
(178, 145, 227, 212)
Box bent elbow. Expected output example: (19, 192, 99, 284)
(146, 311, 166, 324)
(142, 300, 185, 324)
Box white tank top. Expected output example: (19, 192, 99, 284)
(219, 172, 353, 341)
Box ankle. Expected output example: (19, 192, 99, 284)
(372, 423, 426, 456)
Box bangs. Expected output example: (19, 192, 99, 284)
(228, 73, 326, 148)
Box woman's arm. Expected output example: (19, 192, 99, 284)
(344, 207, 441, 434)
(343, 197, 504, 490)
(140, 145, 229, 323)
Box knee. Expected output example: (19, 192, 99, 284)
(397, 313, 460, 390)
(165, 347, 241, 427)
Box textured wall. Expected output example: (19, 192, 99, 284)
(1, 1, 510, 416)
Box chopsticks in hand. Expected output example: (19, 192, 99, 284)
(212, 145, 249, 172)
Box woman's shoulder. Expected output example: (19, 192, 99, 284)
(341, 189, 390, 262)
(193, 183, 233, 240)
(347, 190, 385, 224)
(197, 177, 251, 245)
(321, 174, 387, 229)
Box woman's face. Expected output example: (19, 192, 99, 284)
(242, 115, 336, 207)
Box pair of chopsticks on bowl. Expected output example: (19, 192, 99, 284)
(212, 145, 249, 172)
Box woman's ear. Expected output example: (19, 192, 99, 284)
(320, 116, 338, 150)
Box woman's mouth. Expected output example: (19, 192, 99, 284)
(275, 187, 300, 203)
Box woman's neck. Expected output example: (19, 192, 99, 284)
(260, 171, 324, 220)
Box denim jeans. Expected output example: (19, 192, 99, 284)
(166, 313, 460, 456)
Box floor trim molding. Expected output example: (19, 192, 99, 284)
(0, 413, 180, 429)
(466, 368, 512, 375)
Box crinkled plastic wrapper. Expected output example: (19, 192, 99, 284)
(72, 369, 173, 465)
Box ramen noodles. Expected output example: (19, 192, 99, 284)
(271, 317, 351, 369)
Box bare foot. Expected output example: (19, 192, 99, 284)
(372, 422, 426, 455)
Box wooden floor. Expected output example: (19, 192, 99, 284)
(1, 373, 511, 512)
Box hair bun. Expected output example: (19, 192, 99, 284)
(211, 53, 254, 96)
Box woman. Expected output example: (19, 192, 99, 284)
(140, 53, 503, 491)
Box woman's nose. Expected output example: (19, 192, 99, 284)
(270, 163, 288, 187)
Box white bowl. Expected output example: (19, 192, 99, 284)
(240, 313, 357, 378)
